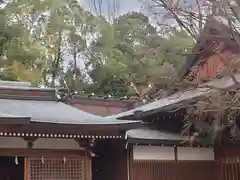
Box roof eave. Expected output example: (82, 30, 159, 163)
(127, 137, 212, 147)
(0, 116, 31, 125)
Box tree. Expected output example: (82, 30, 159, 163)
(0, 0, 45, 83)
(143, 0, 240, 145)
(88, 0, 120, 23)
(87, 12, 194, 97)
(0, 0, 98, 88)
(0, 0, 197, 105)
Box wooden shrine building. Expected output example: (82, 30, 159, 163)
(106, 15, 240, 180)
(108, 95, 216, 180)
(0, 81, 141, 180)
(1, 14, 239, 180)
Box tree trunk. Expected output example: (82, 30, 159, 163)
(51, 31, 62, 88)
(72, 47, 77, 91)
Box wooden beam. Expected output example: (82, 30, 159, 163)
(0, 131, 123, 139)
(174, 146, 178, 161)
(23, 137, 38, 149)
(75, 138, 96, 151)
(0, 117, 30, 125)
(0, 148, 88, 157)
(0, 123, 128, 135)
(74, 139, 89, 148)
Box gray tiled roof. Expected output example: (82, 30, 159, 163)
(0, 80, 54, 91)
(0, 85, 55, 91)
(108, 87, 211, 119)
(0, 112, 31, 124)
(0, 98, 140, 125)
(0, 80, 31, 87)
(108, 74, 240, 119)
(0, 112, 28, 118)
(126, 128, 184, 141)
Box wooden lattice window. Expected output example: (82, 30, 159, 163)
(27, 157, 89, 180)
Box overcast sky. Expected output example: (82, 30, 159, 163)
(63, 0, 143, 71)
(80, 0, 142, 15)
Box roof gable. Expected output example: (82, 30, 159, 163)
(178, 16, 240, 80)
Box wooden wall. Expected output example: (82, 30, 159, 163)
(73, 103, 127, 116)
(131, 160, 215, 180)
(70, 97, 135, 116)
(130, 146, 216, 180)
(93, 140, 128, 180)
(215, 148, 240, 180)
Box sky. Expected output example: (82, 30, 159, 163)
(80, 0, 142, 16)
(64, 0, 143, 70)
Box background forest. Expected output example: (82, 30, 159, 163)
(0, 0, 194, 98)
(1, 0, 240, 141)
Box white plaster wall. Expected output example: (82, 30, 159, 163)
(133, 145, 175, 160)
(33, 138, 82, 150)
(0, 137, 27, 148)
(177, 147, 214, 161)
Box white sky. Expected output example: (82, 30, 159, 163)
(79, 0, 142, 14)
(79, 0, 141, 15)
(63, 0, 142, 71)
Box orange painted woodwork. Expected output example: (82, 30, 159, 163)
(192, 51, 240, 84)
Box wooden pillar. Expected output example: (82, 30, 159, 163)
(24, 157, 28, 180)
(127, 146, 130, 180)
(86, 157, 92, 180)
(174, 146, 178, 180)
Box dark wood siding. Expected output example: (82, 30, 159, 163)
(177, 161, 215, 180)
(131, 160, 176, 180)
(215, 148, 240, 180)
(131, 160, 215, 180)
(70, 98, 135, 116)
(93, 140, 128, 180)
(72, 103, 128, 116)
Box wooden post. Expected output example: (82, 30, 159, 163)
(88, 157, 92, 180)
(24, 157, 28, 180)
(174, 146, 178, 180)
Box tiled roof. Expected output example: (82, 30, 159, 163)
(0, 98, 140, 125)
(0, 112, 30, 124)
(0, 80, 31, 87)
(108, 73, 240, 119)
(127, 128, 184, 141)
(0, 85, 54, 92)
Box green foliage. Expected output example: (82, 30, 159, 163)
(0, 1, 194, 97)
(87, 12, 194, 96)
